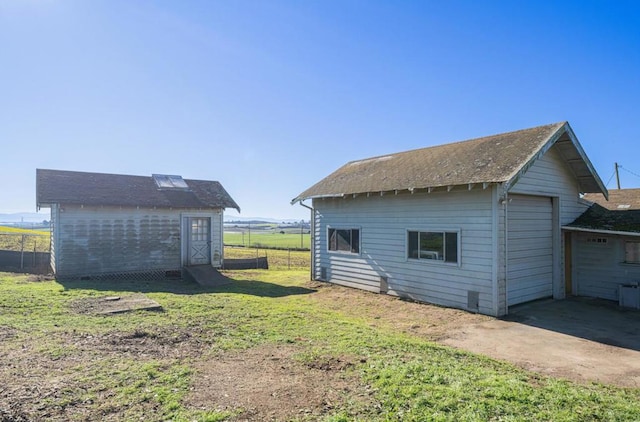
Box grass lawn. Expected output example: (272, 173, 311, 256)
(1, 270, 639, 421)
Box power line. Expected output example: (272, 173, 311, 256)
(619, 165, 640, 181)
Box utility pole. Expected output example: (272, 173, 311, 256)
(615, 162, 621, 190)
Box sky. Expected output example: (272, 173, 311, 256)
(1, 0, 640, 220)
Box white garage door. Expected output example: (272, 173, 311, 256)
(507, 195, 553, 306)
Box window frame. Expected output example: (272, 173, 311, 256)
(406, 229, 460, 266)
(327, 226, 361, 255)
(624, 241, 640, 264)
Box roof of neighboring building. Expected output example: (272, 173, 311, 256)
(36, 169, 240, 212)
(582, 189, 640, 211)
(292, 121, 607, 203)
(567, 189, 640, 234)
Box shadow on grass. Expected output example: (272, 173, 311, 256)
(57, 275, 316, 298)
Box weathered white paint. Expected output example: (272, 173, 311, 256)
(506, 194, 553, 306)
(50, 204, 59, 274)
(573, 232, 640, 301)
(313, 188, 496, 315)
(54, 205, 223, 277)
(509, 145, 589, 224)
(507, 144, 590, 307)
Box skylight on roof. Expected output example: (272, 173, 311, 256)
(153, 174, 189, 190)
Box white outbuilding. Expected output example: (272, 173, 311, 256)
(37, 169, 239, 280)
(293, 122, 607, 316)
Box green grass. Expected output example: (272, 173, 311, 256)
(224, 231, 310, 249)
(1, 271, 639, 421)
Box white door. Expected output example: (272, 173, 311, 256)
(188, 217, 211, 266)
(507, 195, 553, 306)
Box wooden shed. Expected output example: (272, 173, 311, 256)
(564, 188, 640, 306)
(36, 169, 239, 280)
(292, 122, 607, 316)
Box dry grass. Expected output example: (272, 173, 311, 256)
(0, 227, 50, 253)
(225, 246, 310, 269)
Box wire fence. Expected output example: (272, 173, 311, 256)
(0, 233, 51, 272)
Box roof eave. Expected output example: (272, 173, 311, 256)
(504, 122, 608, 199)
(562, 226, 640, 237)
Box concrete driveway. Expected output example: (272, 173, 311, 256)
(442, 297, 640, 387)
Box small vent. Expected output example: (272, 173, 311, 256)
(380, 276, 388, 294)
(467, 291, 479, 312)
(320, 267, 327, 281)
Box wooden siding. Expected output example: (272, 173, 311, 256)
(510, 144, 589, 224)
(506, 195, 553, 305)
(573, 232, 640, 301)
(313, 188, 496, 314)
(55, 206, 222, 277)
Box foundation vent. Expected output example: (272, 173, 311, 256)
(380, 276, 388, 294)
(467, 290, 479, 312)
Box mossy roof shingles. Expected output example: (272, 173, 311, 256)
(36, 169, 240, 211)
(568, 189, 640, 234)
(293, 121, 604, 203)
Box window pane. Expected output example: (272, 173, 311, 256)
(336, 229, 351, 251)
(420, 232, 443, 260)
(408, 231, 419, 259)
(329, 228, 337, 251)
(351, 229, 360, 253)
(445, 232, 458, 263)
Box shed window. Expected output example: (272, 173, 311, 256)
(408, 231, 458, 264)
(328, 228, 360, 253)
(625, 241, 640, 264)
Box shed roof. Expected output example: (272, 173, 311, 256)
(36, 169, 240, 212)
(565, 189, 640, 235)
(292, 121, 607, 203)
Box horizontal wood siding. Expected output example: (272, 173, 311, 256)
(313, 188, 495, 314)
(574, 232, 640, 301)
(510, 144, 589, 224)
(507, 195, 553, 306)
(55, 206, 217, 277)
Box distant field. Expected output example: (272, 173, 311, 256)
(0, 226, 50, 252)
(225, 246, 310, 269)
(224, 231, 310, 250)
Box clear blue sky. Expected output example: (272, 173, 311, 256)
(2, 0, 639, 220)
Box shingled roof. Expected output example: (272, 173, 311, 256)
(36, 169, 240, 212)
(292, 121, 606, 203)
(566, 189, 640, 234)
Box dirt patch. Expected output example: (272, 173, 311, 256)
(26, 274, 54, 282)
(186, 344, 372, 421)
(306, 281, 492, 341)
(70, 294, 162, 314)
(70, 325, 212, 359)
(0, 325, 214, 421)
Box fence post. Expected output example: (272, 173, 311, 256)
(33, 239, 37, 267)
